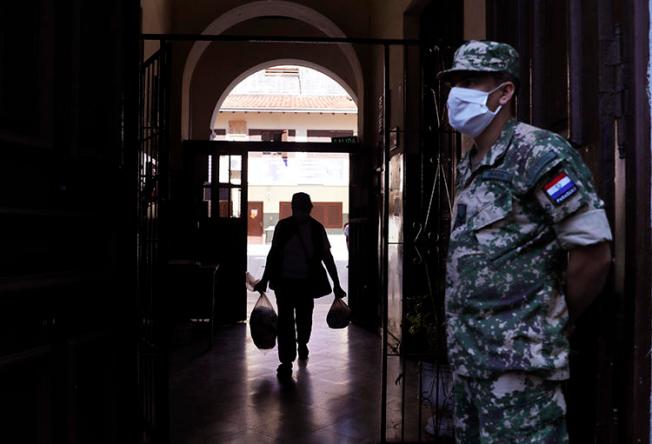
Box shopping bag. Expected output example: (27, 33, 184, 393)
(249, 292, 278, 349)
(245, 272, 258, 291)
(326, 297, 351, 329)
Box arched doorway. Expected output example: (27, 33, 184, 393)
(210, 61, 358, 142)
(209, 62, 357, 317)
(181, 60, 359, 322)
(180, 1, 364, 141)
(209, 59, 359, 132)
(172, 54, 379, 444)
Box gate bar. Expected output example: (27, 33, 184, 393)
(380, 42, 390, 444)
(183, 140, 360, 154)
(141, 30, 425, 444)
(141, 33, 421, 46)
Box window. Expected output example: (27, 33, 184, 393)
(264, 67, 300, 77)
(210, 129, 226, 141)
(248, 129, 296, 142)
(306, 130, 354, 142)
(228, 120, 247, 135)
(203, 154, 243, 219)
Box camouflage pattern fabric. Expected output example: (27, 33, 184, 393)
(445, 119, 612, 380)
(453, 372, 568, 443)
(438, 40, 520, 81)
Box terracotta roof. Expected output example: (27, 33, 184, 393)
(220, 95, 358, 113)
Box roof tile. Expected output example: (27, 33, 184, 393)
(220, 95, 357, 112)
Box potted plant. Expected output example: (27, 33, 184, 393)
(405, 278, 454, 439)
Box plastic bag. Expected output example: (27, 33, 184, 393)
(245, 272, 258, 291)
(326, 297, 351, 329)
(250, 292, 278, 349)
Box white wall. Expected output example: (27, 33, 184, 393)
(247, 152, 349, 227)
(248, 185, 349, 213)
(248, 152, 349, 186)
(245, 151, 349, 232)
(214, 111, 357, 142)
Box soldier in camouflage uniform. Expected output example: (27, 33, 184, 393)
(438, 41, 613, 443)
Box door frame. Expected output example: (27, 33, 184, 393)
(182, 141, 250, 323)
(182, 139, 359, 316)
(183, 140, 360, 154)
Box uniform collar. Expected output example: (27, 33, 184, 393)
(475, 119, 517, 169)
(458, 119, 518, 188)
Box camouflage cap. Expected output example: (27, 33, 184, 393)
(437, 40, 520, 81)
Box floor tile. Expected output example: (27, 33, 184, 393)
(170, 293, 382, 443)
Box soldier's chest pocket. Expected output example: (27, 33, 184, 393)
(468, 190, 514, 251)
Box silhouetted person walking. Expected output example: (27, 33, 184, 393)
(254, 192, 346, 380)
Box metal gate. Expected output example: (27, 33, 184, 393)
(137, 43, 170, 444)
(379, 2, 462, 440)
(381, 41, 460, 443)
(138, 30, 455, 444)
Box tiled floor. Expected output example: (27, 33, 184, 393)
(169, 293, 382, 443)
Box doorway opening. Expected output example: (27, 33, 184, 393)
(170, 61, 372, 443)
(211, 63, 357, 312)
(245, 150, 351, 313)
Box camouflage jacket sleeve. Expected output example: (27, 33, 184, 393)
(522, 133, 612, 250)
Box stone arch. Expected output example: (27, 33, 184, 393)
(181, 0, 364, 139)
(208, 59, 359, 131)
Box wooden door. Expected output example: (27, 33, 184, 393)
(279, 201, 343, 228)
(312, 202, 343, 228)
(279, 201, 292, 220)
(184, 143, 248, 324)
(248, 202, 264, 236)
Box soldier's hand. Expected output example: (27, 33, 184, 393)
(334, 286, 347, 299)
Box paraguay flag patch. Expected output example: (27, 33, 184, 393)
(544, 172, 578, 205)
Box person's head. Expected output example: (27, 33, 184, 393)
(438, 41, 520, 137)
(291, 192, 313, 219)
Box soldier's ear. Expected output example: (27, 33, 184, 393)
(498, 82, 515, 106)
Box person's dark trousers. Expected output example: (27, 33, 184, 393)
(274, 279, 314, 365)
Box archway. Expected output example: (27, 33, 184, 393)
(209, 59, 359, 134)
(181, 0, 364, 140)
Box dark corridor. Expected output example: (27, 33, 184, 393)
(169, 297, 381, 443)
(0, 1, 650, 443)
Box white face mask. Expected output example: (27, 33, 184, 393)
(446, 82, 508, 137)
